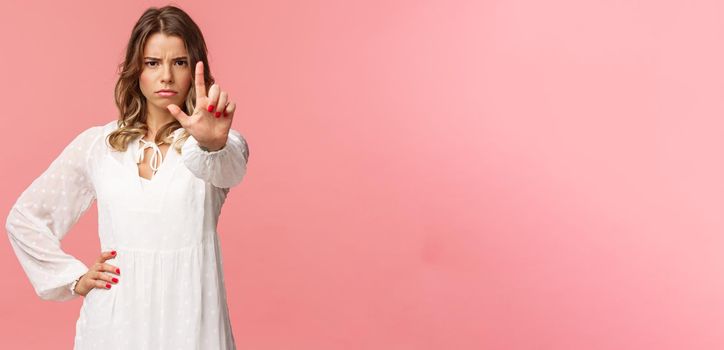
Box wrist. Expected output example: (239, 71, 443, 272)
(70, 275, 83, 296)
(198, 141, 226, 152)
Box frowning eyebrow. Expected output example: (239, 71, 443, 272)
(144, 56, 189, 60)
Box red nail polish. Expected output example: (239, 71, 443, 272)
(215, 111, 221, 118)
(116, 268, 120, 274)
(112, 278, 118, 283)
(111, 251, 116, 255)
(208, 105, 215, 112)
(106, 284, 111, 289)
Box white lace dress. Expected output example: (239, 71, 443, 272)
(5, 119, 249, 349)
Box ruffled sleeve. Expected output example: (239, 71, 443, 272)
(5, 126, 102, 302)
(181, 128, 249, 189)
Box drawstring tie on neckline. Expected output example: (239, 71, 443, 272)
(136, 139, 164, 176)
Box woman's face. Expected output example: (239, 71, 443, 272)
(139, 33, 193, 119)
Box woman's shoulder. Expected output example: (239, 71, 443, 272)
(100, 119, 120, 134)
(65, 119, 118, 155)
(93, 119, 120, 144)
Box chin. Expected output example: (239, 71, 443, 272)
(157, 98, 178, 106)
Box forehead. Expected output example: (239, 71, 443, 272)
(143, 33, 187, 56)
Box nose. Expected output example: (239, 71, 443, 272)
(161, 63, 173, 84)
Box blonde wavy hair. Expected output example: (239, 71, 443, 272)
(107, 5, 215, 154)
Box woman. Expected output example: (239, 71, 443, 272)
(5, 5, 249, 349)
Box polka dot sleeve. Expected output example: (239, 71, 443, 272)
(5, 125, 103, 302)
(180, 128, 249, 189)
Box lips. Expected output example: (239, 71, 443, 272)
(156, 90, 177, 97)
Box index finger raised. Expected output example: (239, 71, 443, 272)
(195, 61, 207, 99)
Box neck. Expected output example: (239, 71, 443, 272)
(144, 105, 176, 140)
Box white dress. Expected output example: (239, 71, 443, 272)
(5, 119, 250, 349)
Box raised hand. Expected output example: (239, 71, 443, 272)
(74, 250, 121, 297)
(166, 61, 236, 151)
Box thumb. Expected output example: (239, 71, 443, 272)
(167, 103, 189, 122)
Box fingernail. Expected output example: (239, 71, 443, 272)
(116, 268, 121, 274)
(215, 111, 221, 118)
(208, 105, 215, 112)
(106, 284, 111, 289)
(112, 278, 118, 283)
(111, 251, 116, 255)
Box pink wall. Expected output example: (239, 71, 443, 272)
(1, 0, 722, 349)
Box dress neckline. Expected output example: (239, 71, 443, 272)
(131, 134, 179, 189)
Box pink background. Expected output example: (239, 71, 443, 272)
(1, 0, 723, 349)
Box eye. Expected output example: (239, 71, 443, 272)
(145, 61, 158, 67)
(176, 61, 188, 66)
